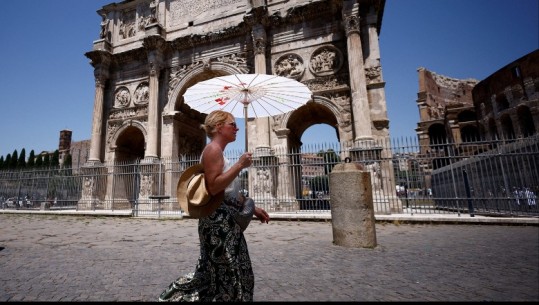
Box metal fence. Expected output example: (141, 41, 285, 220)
(1, 136, 538, 218)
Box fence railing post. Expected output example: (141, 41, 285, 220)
(462, 169, 475, 217)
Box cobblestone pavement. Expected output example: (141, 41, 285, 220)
(0, 214, 538, 302)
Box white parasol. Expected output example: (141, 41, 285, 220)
(182, 73, 312, 151)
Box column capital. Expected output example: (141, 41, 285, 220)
(85, 50, 111, 87)
(252, 24, 267, 55)
(144, 37, 165, 76)
(143, 35, 166, 51)
(342, 0, 360, 36)
(148, 57, 163, 76)
(343, 15, 360, 36)
(85, 50, 111, 70)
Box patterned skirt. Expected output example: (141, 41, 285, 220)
(158, 204, 254, 302)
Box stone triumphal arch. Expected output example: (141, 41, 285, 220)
(81, 0, 401, 213)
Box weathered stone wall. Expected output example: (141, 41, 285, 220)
(472, 49, 539, 140)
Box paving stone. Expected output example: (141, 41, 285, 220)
(0, 214, 537, 302)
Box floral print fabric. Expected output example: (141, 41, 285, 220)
(158, 204, 254, 302)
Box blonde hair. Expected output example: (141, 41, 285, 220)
(201, 110, 232, 139)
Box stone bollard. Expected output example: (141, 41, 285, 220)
(329, 162, 377, 248)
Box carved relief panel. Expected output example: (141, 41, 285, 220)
(110, 81, 149, 121)
(134, 82, 150, 105)
(167, 54, 248, 99)
(139, 174, 154, 199)
(119, 9, 137, 39)
(109, 107, 149, 121)
(113, 82, 150, 109)
(253, 167, 275, 198)
(365, 66, 382, 84)
(114, 87, 131, 108)
(168, 61, 202, 98)
(273, 53, 305, 80)
(81, 177, 96, 199)
(106, 121, 123, 145)
(116, 1, 158, 41)
(216, 53, 248, 71)
(137, 0, 157, 30)
(309, 45, 343, 77)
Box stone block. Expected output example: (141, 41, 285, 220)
(329, 162, 377, 248)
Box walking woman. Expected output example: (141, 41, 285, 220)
(159, 110, 270, 302)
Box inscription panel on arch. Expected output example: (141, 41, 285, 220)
(168, 0, 244, 27)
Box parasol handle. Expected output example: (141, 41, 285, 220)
(243, 103, 248, 152)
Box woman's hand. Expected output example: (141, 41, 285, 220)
(254, 206, 270, 224)
(237, 152, 253, 170)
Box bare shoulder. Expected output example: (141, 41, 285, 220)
(202, 143, 225, 180)
(203, 143, 221, 158)
(202, 143, 224, 166)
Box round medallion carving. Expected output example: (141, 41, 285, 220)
(114, 87, 131, 108)
(309, 45, 343, 76)
(134, 82, 149, 105)
(273, 53, 305, 80)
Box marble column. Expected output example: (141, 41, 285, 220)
(87, 53, 110, 164)
(342, 1, 373, 145)
(252, 23, 272, 156)
(252, 24, 267, 74)
(146, 63, 160, 159)
(144, 37, 165, 160)
(80, 50, 110, 209)
(250, 22, 275, 204)
(89, 77, 105, 163)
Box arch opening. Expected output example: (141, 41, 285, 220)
(115, 126, 145, 162)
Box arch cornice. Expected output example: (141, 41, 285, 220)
(165, 62, 249, 114)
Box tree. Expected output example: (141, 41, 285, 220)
(309, 175, 329, 195)
(5, 154, 12, 170)
(9, 150, 18, 169)
(18, 148, 26, 169)
(63, 153, 72, 168)
(0, 156, 4, 170)
(27, 150, 36, 168)
(317, 149, 341, 175)
(35, 154, 43, 167)
(62, 152, 74, 176)
(51, 150, 60, 167)
(43, 154, 50, 168)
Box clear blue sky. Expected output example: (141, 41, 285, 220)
(0, 0, 537, 158)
